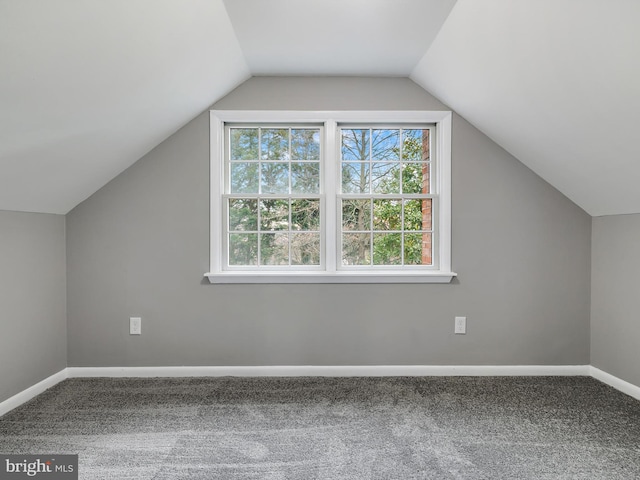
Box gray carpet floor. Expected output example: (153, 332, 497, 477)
(0, 376, 639, 479)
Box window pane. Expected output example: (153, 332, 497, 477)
(371, 162, 400, 194)
(261, 129, 289, 160)
(291, 233, 320, 265)
(260, 199, 289, 231)
(373, 233, 402, 265)
(342, 233, 371, 266)
(260, 233, 289, 265)
(230, 163, 259, 193)
(230, 128, 258, 161)
(402, 163, 430, 194)
(404, 199, 432, 231)
(229, 233, 258, 265)
(373, 199, 402, 230)
(292, 129, 320, 160)
(404, 233, 432, 266)
(342, 162, 370, 194)
(291, 199, 320, 231)
(261, 163, 289, 194)
(402, 129, 430, 161)
(229, 199, 257, 231)
(371, 129, 400, 161)
(342, 199, 371, 231)
(341, 129, 370, 160)
(291, 163, 320, 194)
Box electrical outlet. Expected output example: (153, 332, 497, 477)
(130, 317, 142, 335)
(454, 316, 466, 334)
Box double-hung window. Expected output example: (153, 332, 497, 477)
(225, 126, 323, 268)
(340, 126, 434, 268)
(207, 111, 455, 283)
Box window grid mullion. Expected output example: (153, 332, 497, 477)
(368, 199, 373, 266)
(368, 128, 373, 195)
(340, 194, 435, 200)
(257, 196, 262, 266)
(258, 128, 262, 195)
(368, 130, 373, 266)
(399, 128, 404, 196)
(288, 198, 292, 266)
(288, 128, 292, 197)
(401, 199, 405, 265)
(287, 129, 292, 266)
(324, 120, 337, 273)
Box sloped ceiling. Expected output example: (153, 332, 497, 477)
(411, 0, 640, 216)
(2, 0, 639, 216)
(0, 0, 250, 214)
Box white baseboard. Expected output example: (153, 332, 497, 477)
(0, 369, 68, 417)
(67, 364, 590, 378)
(4, 365, 638, 419)
(590, 366, 640, 401)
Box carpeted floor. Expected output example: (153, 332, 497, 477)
(0, 376, 639, 479)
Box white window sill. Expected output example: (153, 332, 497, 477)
(204, 271, 457, 284)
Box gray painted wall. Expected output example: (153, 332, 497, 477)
(0, 211, 66, 403)
(66, 77, 591, 367)
(591, 214, 640, 386)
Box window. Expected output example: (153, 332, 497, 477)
(207, 111, 455, 284)
(340, 127, 433, 267)
(226, 126, 322, 268)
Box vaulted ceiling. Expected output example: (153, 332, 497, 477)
(1, 0, 638, 216)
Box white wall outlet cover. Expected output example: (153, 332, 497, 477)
(455, 316, 466, 334)
(130, 317, 142, 335)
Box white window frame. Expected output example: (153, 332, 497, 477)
(205, 110, 456, 284)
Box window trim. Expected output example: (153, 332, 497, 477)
(206, 110, 456, 284)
